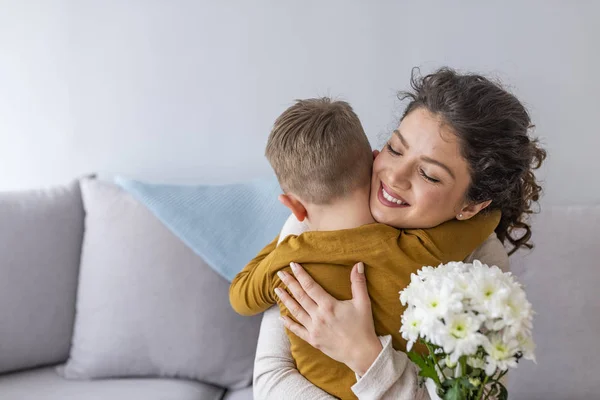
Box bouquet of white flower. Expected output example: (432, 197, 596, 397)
(399, 260, 535, 400)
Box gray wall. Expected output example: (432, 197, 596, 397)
(1, 0, 598, 205)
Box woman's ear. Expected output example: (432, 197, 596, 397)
(278, 194, 308, 222)
(373, 149, 380, 160)
(457, 200, 492, 220)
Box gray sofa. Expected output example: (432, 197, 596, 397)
(0, 178, 598, 400)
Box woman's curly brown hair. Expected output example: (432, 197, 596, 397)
(399, 67, 547, 255)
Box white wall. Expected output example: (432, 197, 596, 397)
(1, 0, 598, 205)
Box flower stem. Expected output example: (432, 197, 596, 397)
(425, 342, 447, 381)
(476, 375, 489, 400)
(496, 370, 507, 382)
(482, 370, 506, 400)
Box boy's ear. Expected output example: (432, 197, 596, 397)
(278, 194, 308, 222)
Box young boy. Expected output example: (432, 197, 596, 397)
(229, 98, 499, 399)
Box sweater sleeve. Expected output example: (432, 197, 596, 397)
(229, 236, 279, 316)
(229, 214, 310, 316)
(351, 335, 430, 400)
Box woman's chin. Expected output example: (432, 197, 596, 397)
(370, 202, 411, 228)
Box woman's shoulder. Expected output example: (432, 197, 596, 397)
(465, 233, 509, 272)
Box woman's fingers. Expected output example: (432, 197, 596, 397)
(279, 315, 310, 343)
(277, 269, 318, 315)
(289, 262, 334, 308)
(350, 262, 371, 309)
(274, 287, 312, 328)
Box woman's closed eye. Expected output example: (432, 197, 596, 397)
(419, 168, 441, 184)
(386, 143, 402, 156)
(387, 142, 441, 183)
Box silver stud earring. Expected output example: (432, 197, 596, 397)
(458, 213, 463, 219)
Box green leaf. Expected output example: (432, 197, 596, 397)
(443, 380, 466, 400)
(410, 355, 440, 386)
(407, 352, 437, 377)
(458, 377, 474, 390)
(418, 366, 440, 384)
(407, 351, 428, 371)
(442, 379, 455, 390)
(498, 382, 508, 400)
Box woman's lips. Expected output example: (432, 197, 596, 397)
(378, 182, 410, 208)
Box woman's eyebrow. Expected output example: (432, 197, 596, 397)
(421, 156, 455, 179)
(393, 129, 410, 149)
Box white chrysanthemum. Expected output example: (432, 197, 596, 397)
(482, 333, 519, 376)
(501, 286, 534, 336)
(415, 265, 438, 279)
(467, 356, 485, 369)
(468, 261, 511, 320)
(410, 280, 463, 319)
(421, 317, 448, 348)
(515, 331, 537, 363)
(400, 306, 423, 351)
(449, 268, 472, 297)
(398, 259, 535, 381)
(440, 312, 486, 363)
(400, 272, 427, 306)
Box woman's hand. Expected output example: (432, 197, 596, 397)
(275, 262, 383, 376)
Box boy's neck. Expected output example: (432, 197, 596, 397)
(305, 190, 375, 232)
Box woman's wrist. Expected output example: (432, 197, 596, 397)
(348, 335, 384, 377)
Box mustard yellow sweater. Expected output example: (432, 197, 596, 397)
(230, 211, 500, 400)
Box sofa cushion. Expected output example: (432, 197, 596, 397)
(509, 205, 600, 399)
(0, 367, 224, 400)
(0, 180, 84, 374)
(222, 386, 253, 400)
(61, 178, 261, 389)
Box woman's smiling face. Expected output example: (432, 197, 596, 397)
(370, 107, 473, 229)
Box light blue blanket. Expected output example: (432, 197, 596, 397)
(115, 176, 290, 282)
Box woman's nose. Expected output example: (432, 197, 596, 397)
(387, 167, 412, 191)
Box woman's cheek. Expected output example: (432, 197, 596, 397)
(420, 187, 451, 213)
(373, 150, 393, 173)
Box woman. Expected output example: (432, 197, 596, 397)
(254, 67, 546, 399)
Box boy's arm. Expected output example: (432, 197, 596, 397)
(229, 214, 309, 316)
(401, 210, 502, 263)
(229, 236, 279, 316)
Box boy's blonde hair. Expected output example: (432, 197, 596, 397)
(265, 97, 372, 204)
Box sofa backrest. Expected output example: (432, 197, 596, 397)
(509, 205, 600, 399)
(0, 180, 84, 374)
